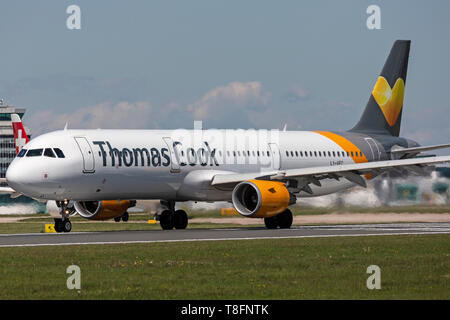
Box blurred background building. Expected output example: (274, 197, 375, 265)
(0, 100, 46, 213)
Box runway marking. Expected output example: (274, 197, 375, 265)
(0, 231, 449, 248)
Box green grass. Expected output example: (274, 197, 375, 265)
(0, 234, 448, 299)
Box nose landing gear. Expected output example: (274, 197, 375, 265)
(54, 200, 74, 233)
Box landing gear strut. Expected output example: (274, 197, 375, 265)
(55, 200, 73, 233)
(159, 200, 188, 230)
(264, 208, 293, 229)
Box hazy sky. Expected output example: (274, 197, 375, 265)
(0, 1, 449, 150)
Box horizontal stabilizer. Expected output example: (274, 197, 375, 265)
(391, 143, 450, 155)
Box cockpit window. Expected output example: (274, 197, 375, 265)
(17, 149, 27, 157)
(26, 149, 43, 157)
(54, 148, 65, 158)
(44, 148, 56, 158)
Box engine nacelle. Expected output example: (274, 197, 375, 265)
(232, 180, 293, 218)
(74, 200, 135, 220)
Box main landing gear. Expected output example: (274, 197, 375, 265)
(158, 200, 188, 230)
(114, 211, 129, 222)
(264, 208, 293, 229)
(54, 200, 74, 233)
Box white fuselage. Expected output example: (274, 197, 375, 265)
(6, 129, 360, 201)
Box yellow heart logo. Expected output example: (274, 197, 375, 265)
(372, 76, 405, 127)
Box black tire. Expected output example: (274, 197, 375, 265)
(114, 216, 121, 222)
(54, 219, 63, 233)
(160, 210, 174, 230)
(264, 216, 278, 229)
(121, 212, 129, 222)
(173, 210, 188, 229)
(62, 220, 72, 233)
(277, 209, 293, 229)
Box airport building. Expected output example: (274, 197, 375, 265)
(0, 103, 30, 186)
(0, 102, 45, 213)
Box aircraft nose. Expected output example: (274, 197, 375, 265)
(6, 158, 64, 198)
(6, 160, 26, 191)
(5, 159, 41, 195)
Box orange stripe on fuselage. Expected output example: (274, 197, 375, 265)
(314, 131, 368, 163)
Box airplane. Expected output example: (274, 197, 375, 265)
(2, 114, 137, 232)
(5, 40, 450, 232)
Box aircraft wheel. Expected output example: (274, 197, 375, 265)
(54, 219, 63, 233)
(160, 210, 174, 230)
(174, 210, 188, 229)
(277, 209, 293, 229)
(114, 216, 121, 222)
(264, 216, 278, 229)
(62, 220, 72, 233)
(121, 212, 129, 222)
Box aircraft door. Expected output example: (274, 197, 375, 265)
(163, 137, 181, 173)
(74, 137, 95, 173)
(268, 143, 281, 170)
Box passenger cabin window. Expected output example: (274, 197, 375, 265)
(26, 149, 43, 157)
(54, 148, 65, 158)
(44, 148, 56, 158)
(17, 149, 27, 157)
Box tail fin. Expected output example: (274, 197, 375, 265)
(350, 40, 410, 136)
(11, 114, 29, 154)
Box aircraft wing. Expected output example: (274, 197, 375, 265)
(211, 155, 450, 191)
(0, 186, 15, 194)
(0, 178, 22, 197)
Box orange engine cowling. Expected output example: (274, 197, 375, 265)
(232, 180, 293, 218)
(74, 200, 135, 220)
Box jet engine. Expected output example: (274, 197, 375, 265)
(231, 180, 294, 218)
(74, 200, 136, 220)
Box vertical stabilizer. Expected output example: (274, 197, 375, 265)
(11, 114, 29, 154)
(350, 40, 410, 136)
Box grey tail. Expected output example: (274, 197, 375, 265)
(350, 40, 411, 137)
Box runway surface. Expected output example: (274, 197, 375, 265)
(1, 222, 450, 247)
